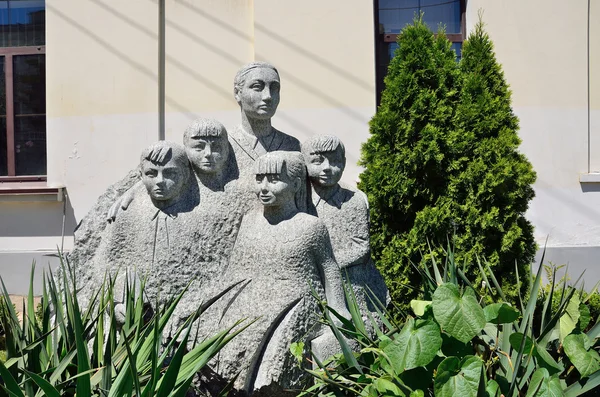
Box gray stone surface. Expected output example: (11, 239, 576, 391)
(199, 151, 348, 392)
(68, 63, 389, 396)
(302, 135, 389, 327)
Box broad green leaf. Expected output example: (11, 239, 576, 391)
(400, 366, 437, 392)
(434, 355, 483, 397)
(383, 317, 442, 373)
(526, 368, 564, 397)
(440, 334, 471, 359)
(410, 300, 432, 317)
(373, 378, 405, 396)
(483, 303, 519, 324)
(509, 333, 535, 355)
(563, 333, 600, 378)
(410, 391, 424, 397)
(559, 295, 580, 342)
(486, 379, 501, 397)
(432, 284, 486, 343)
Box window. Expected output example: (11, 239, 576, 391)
(0, 0, 45, 179)
(375, 0, 465, 102)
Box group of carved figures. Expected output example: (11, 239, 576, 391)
(70, 62, 387, 395)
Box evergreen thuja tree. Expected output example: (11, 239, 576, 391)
(359, 17, 461, 307)
(445, 20, 537, 303)
(360, 17, 537, 310)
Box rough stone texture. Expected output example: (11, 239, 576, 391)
(69, 169, 140, 285)
(302, 135, 389, 327)
(68, 63, 389, 397)
(198, 151, 347, 393)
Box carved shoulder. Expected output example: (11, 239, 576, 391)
(273, 127, 301, 152)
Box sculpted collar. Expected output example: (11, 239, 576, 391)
(314, 184, 344, 209)
(231, 127, 287, 160)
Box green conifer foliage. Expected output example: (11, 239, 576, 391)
(359, 17, 537, 309)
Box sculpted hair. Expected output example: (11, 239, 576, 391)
(254, 151, 308, 212)
(301, 135, 346, 159)
(183, 118, 227, 143)
(140, 141, 190, 176)
(233, 62, 279, 95)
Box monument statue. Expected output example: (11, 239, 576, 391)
(207, 151, 349, 393)
(301, 135, 388, 325)
(81, 141, 199, 308)
(65, 62, 388, 397)
(228, 62, 301, 190)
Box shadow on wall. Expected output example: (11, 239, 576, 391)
(0, 191, 77, 295)
(580, 183, 600, 193)
(0, 191, 77, 242)
(46, 1, 370, 133)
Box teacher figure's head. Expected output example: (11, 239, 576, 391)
(234, 62, 280, 121)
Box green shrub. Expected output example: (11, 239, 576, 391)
(0, 259, 248, 396)
(359, 17, 536, 311)
(296, 246, 600, 397)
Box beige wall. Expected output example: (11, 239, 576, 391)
(466, 0, 600, 246)
(46, 0, 161, 221)
(162, 0, 376, 182)
(6, 0, 600, 290)
(40, 0, 375, 242)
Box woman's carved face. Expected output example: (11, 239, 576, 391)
(254, 170, 297, 207)
(236, 67, 280, 120)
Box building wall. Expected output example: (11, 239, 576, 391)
(7, 0, 599, 293)
(466, 0, 600, 279)
(162, 0, 376, 184)
(0, 0, 376, 293)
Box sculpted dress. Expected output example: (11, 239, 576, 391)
(213, 210, 334, 392)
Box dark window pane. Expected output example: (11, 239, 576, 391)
(388, 42, 399, 60)
(0, 57, 5, 175)
(0, 56, 5, 116)
(378, 0, 461, 34)
(14, 114, 44, 175)
(0, 117, 6, 176)
(14, 53, 44, 115)
(379, 0, 419, 34)
(0, 2, 8, 48)
(0, 0, 44, 48)
(421, 0, 461, 34)
(14, 53, 45, 175)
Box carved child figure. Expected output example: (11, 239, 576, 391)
(302, 135, 388, 323)
(80, 141, 197, 314)
(212, 151, 349, 392)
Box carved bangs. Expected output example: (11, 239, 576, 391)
(184, 118, 226, 140)
(254, 155, 285, 175)
(302, 135, 345, 157)
(141, 141, 189, 170)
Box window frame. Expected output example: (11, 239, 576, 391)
(0, 44, 45, 181)
(374, 0, 467, 104)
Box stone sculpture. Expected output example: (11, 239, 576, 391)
(208, 151, 349, 393)
(66, 62, 388, 397)
(81, 141, 199, 308)
(301, 135, 388, 324)
(228, 62, 300, 192)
